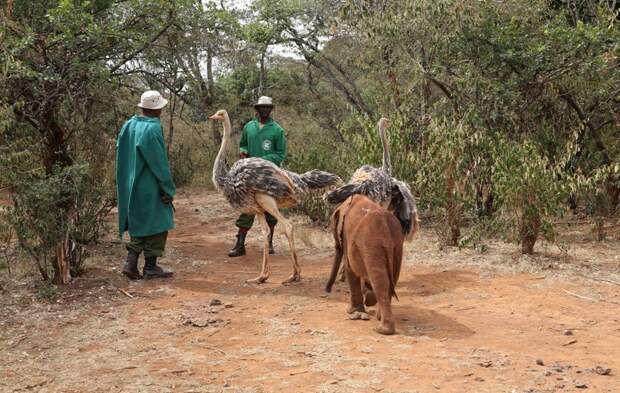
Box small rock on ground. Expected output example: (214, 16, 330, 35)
(594, 366, 611, 376)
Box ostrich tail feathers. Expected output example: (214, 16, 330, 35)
(299, 170, 341, 191)
(405, 210, 421, 241)
(398, 217, 412, 237)
(324, 183, 363, 205)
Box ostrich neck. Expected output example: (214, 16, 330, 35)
(379, 123, 392, 175)
(212, 116, 232, 189)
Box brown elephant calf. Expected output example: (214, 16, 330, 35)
(326, 195, 404, 335)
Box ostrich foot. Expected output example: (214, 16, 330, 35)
(282, 273, 301, 285)
(374, 322, 395, 335)
(246, 275, 268, 284)
(348, 311, 370, 320)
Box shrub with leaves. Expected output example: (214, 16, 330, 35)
(409, 118, 486, 246)
(344, 113, 485, 247)
(3, 162, 114, 281)
(0, 0, 177, 283)
(491, 138, 573, 254)
(170, 143, 196, 187)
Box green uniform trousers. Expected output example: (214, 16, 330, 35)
(126, 231, 168, 257)
(236, 213, 277, 230)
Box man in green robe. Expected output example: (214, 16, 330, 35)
(228, 96, 287, 257)
(116, 90, 176, 279)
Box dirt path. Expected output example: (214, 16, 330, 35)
(1, 191, 620, 393)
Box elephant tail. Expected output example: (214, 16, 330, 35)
(326, 203, 345, 293)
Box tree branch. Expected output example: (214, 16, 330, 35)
(108, 18, 174, 74)
(559, 89, 612, 165)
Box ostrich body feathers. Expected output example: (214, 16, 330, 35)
(218, 157, 340, 214)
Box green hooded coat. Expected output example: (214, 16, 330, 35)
(116, 116, 176, 238)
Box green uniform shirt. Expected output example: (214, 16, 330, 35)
(116, 115, 176, 238)
(239, 117, 287, 166)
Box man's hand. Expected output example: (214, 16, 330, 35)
(239, 151, 248, 159)
(161, 193, 173, 204)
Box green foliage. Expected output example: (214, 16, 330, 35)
(410, 118, 486, 246)
(286, 124, 352, 224)
(0, 206, 16, 277)
(1, 0, 173, 282)
(3, 163, 114, 279)
(491, 138, 573, 252)
(36, 280, 59, 302)
(1, 0, 619, 275)
(170, 143, 196, 187)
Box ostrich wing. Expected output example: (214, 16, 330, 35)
(325, 165, 392, 205)
(227, 158, 295, 202)
(389, 179, 419, 237)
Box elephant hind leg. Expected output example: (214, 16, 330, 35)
(374, 295, 395, 335)
(365, 255, 396, 335)
(345, 266, 365, 315)
(363, 281, 377, 307)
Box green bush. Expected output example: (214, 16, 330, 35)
(170, 143, 196, 187)
(5, 164, 114, 281)
(491, 138, 572, 254)
(0, 206, 16, 277)
(286, 128, 353, 224)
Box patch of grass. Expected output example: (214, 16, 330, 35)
(36, 281, 59, 302)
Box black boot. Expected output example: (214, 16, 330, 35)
(143, 256, 174, 279)
(268, 225, 275, 255)
(122, 250, 142, 280)
(228, 231, 247, 257)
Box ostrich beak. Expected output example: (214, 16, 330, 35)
(208, 114, 220, 120)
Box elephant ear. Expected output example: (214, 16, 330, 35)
(329, 196, 356, 248)
(329, 208, 342, 248)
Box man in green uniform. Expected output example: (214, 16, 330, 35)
(228, 96, 287, 257)
(116, 90, 176, 279)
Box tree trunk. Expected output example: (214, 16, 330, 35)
(520, 211, 541, 254)
(446, 200, 461, 247)
(167, 94, 176, 155)
(53, 239, 71, 285)
(606, 181, 620, 212)
(445, 167, 461, 246)
(41, 107, 72, 174)
(258, 48, 266, 97)
(206, 46, 214, 95)
(40, 107, 74, 284)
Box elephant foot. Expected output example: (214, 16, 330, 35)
(246, 275, 268, 284)
(347, 305, 365, 314)
(374, 323, 395, 335)
(364, 290, 377, 307)
(348, 311, 370, 320)
(282, 273, 301, 285)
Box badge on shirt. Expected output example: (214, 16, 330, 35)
(262, 140, 272, 151)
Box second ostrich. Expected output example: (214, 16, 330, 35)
(325, 118, 420, 239)
(209, 109, 340, 284)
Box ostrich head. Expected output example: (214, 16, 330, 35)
(378, 117, 390, 130)
(209, 109, 228, 121)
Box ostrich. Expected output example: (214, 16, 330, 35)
(325, 117, 420, 238)
(209, 109, 341, 284)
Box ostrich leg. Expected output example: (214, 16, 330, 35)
(256, 194, 301, 284)
(246, 212, 271, 284)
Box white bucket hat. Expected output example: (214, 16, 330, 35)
(254, 96, 274, 107)
(138, 90, 168, 110)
